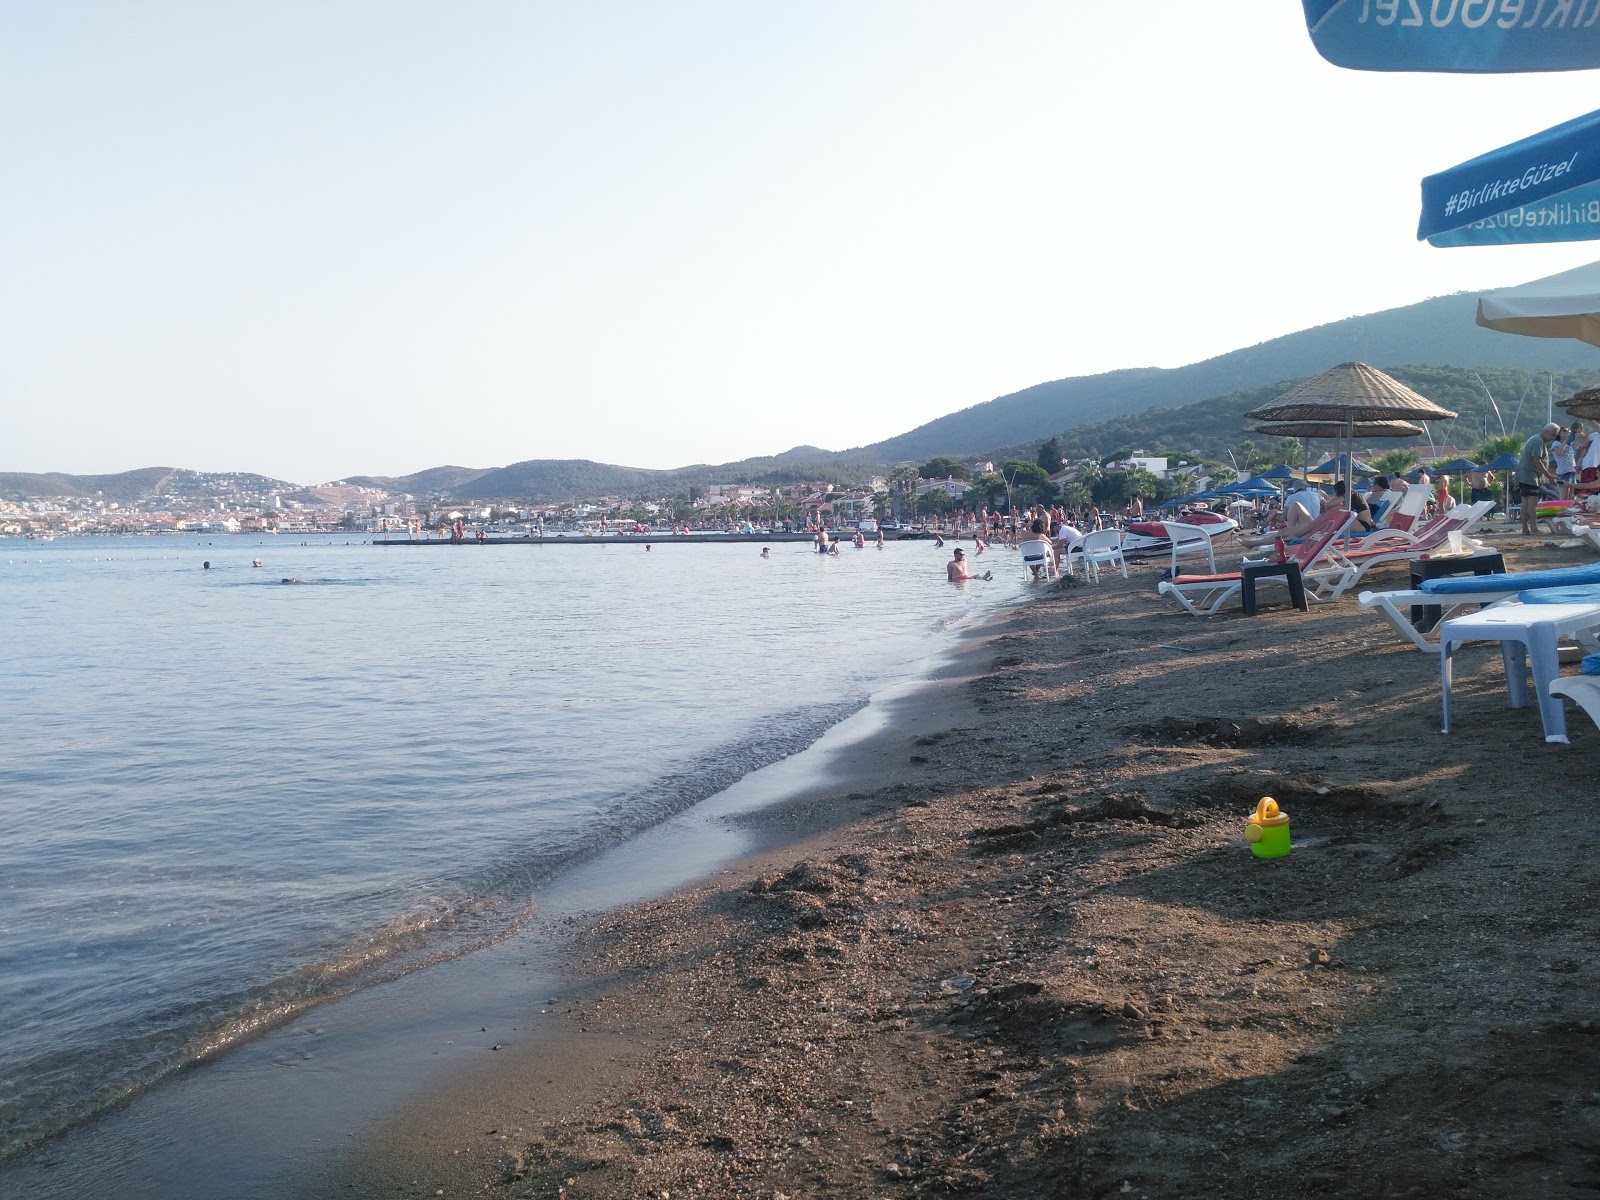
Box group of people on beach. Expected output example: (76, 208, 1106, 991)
(1514, 421, 1600, 535)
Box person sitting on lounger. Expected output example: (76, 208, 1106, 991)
(1332, 480, 1375, 533)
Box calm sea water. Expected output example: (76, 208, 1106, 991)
(0, 533, 1023, 1159)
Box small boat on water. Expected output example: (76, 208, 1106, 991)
(1115, 510, 1238, 559)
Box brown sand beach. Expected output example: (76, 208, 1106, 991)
(319, 530, 1600, 1200)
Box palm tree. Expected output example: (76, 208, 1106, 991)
(1371, 449, 1420, 477)
(1476, 433, 1523, 462)
(888, 466, 920, 520)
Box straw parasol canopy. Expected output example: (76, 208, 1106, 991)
(1245, 364, 1454, 493)
(1250, 418, 1425, 439)
(1558, 386, 1600, 423)
(1243, 362, 1457, 424)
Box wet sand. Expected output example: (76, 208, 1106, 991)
(316, 528, 1600, 1199)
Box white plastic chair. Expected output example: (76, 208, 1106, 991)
(1020, 539, 1058, 581)
(1162, 522, 1216, 576)
(1078, 529, 1127, 583)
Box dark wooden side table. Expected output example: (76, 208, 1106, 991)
(1408, 550, 1507, 633)
(1240, 560, 1308, 616)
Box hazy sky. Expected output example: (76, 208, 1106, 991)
(5, 1, 1599, 484)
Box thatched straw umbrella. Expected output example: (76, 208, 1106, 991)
(1244, 363, 1457, 493)
(1557, 385, 1600, 423)
(1251, 419, 1425, 484)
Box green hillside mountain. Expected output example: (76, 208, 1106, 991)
(1008, 366, 1595, 468)
(852, 293, 1596, 464)
(9, 290, 1598, 504)
(0, 467, 303, 503)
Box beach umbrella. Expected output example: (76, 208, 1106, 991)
(1223, 474, 1286, 493)
(1482, 451, 1521, 472)
(1249, 419, 1425, 439)
(1257, 463, 1299, 480)
(1302, 1, 1600, 74)
(1244, 364, 1457, 425)
(1477, 258, 1600, 346)
(1307, 454, 1377, 479)
(1430, 457, 1482, 474)
(1559, 386, 1600, 422)
(1246, 363, 1456, 496)
(1421, 107, 1600, 245)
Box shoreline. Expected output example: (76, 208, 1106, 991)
(0, 579, 1030, 1199)
(315, 529, 1600, 1199)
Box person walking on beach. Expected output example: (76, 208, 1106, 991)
(1517, 424, 1560, 536)
(946, 547, 991, 582)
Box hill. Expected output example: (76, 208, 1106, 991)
(1006, 365, 1596, 467)
(853, 293, 1598, 464)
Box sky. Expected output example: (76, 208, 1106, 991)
(4, 1, 1600, 484)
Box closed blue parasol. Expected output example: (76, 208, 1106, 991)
(1420, 107, 1600, 244)
(1303, 0, 1600, 74)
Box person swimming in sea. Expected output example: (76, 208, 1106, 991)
(761, 547, 770, 558)
(281, 577, 307, 584)
(946, 547, 991, 582)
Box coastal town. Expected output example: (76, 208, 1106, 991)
(1, 450, 1225, 539)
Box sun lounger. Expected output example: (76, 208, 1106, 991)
(1158, 510, 1357, 616)
(1440, 598, 1600, 744)
(1550, 675, 1600, 733)
(1319, 503, 1495, 600)
(1359, 561, 1600, 650)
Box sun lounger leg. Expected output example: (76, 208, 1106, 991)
(1440, 639, 1455, 734)
(1528, 622, 1570, 743)
(1502, 642, 1530, 709)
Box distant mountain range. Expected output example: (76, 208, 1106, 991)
(6, 291, 1596, 504)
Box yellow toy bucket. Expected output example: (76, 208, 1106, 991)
(1245, 796, 1290, 858)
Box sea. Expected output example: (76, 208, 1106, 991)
(0, 532, 1025, 1168)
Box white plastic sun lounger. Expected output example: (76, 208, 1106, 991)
(1360, 564, 1600, 651)
(1550, 675, 1600, 733)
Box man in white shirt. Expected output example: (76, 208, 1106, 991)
(1285, 484, 1323, 520)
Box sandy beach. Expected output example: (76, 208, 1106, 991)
(314, 530, 1600, 1200)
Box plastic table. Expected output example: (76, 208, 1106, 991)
(1439, 600, 1600, 744)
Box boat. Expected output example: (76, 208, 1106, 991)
(1114, 510, 1239, 559)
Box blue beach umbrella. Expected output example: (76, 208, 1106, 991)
(1221, 474, 1285, 494)
(1431, 457, 1482, 474)
(1303, 0, 1600, 74)
(1308, 453, 1377, 478)
(1420, 107, 1600, 245)
(1258, 463, 1299, 480)
(1483, 451, 1521, 471)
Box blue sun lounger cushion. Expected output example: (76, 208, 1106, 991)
(1516, 585, 1600, 605)
(1419, 562, 1600, 596)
